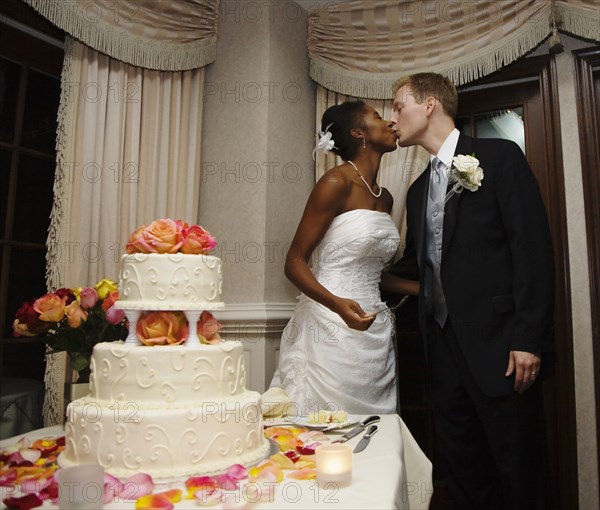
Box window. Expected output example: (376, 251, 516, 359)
(0, 1, 64, 380)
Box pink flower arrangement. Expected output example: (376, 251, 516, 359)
(12, 279, 128, 378)
(125, 219, 217, 255)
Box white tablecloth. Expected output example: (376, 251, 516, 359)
(0, 415, 432, 509)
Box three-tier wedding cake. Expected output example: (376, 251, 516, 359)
(59, 220, 270, 479)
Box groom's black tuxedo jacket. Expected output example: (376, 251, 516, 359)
(392, 134, 555, 397)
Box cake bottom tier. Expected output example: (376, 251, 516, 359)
(59, 393, 270, 479)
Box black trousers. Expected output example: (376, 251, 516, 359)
(428, 319, 549, 510)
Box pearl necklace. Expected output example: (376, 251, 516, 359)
(348, 160, 382, 198)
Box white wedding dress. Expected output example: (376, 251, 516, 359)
(271, 209, 400, 415)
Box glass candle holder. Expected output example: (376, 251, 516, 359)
(315, 442, 352, 487)
(56, 464, 104, 509)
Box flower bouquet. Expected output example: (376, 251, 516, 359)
(12, 279, 128, 380)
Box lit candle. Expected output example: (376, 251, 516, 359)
(315, 443, 352, 487)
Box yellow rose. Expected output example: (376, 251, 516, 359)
(95, 279, 118, 299)
(33, 294, 66, 322)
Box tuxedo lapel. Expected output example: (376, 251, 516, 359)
(416, 162, 431, 267)
(442, 134, 473, 259)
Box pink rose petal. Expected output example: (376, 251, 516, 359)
(121, 472, 154, 500)
(194, 487, 223, 507)
(0, 470, 17, 486)
(20, 479, 43, 494)
(214, 474, 238, 491)
(103, 472, 124, 504)
(225, 464, 248, 481)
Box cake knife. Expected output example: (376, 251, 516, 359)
(331, 415, 380, 443)
(353, 425, 378, 453)
(369, 295, 409, 315)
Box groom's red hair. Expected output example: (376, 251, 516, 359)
(393, 73, 458, 119)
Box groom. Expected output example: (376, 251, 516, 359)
(389, 73, 554, 509)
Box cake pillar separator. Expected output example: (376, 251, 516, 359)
(184, 310, 201, 345)
(124, 309, 141, 344)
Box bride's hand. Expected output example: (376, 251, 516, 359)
(333, 298, 376, 331)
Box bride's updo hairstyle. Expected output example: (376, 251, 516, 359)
(320, 101, 367, 161)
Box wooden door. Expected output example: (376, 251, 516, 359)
(395, 55, 577, 509)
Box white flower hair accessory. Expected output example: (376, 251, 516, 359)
(445, 153, 484, 203)
(312, 123, 337, 160)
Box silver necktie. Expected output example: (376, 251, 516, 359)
(429, 157, 448, 327)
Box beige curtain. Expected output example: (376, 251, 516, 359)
(23, 0, 220, 71)
(309, 0, 600, 98)
(315, 86, 429, 255)
(43, 37, 205, 425)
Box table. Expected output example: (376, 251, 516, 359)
(0, 377, 44, 440)
(0, 415, 432, 509)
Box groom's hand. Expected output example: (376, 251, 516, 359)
(505, 350, 541, 394)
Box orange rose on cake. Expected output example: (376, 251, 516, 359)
(126, 219, 185, 254)
(136, 311, 189, 346)
(126, 219, 216, 255)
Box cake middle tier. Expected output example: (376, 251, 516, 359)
(90, 342, 248, 403)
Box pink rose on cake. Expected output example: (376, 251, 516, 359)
(125, 219, 217, 255)
(181, 224, 218, 254)
(136, 311, 190, 346)
(197, 311, 223, 344)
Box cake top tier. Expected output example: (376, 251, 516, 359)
(126, 219, 217, 255)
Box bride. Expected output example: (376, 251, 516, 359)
(270, 101, 419, 415)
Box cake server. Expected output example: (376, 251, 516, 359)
(353, 424, 378, 453)
(370, 295, 409, 315)
(332, 415, 380, 443)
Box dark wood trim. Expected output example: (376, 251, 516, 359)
(542, 55, 578, 510)
(573, 45, 600, 491)
(0, 0, 65, 42)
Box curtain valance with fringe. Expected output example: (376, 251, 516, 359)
(22, 0, 220, 71)
(309, 0, 600, 98)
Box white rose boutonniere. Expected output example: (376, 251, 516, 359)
(445, 153, 484, 203)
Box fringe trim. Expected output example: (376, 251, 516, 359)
(43, 37, 81, 426)
(557, 4, 600, 42)
(46, 37, 78, 293)
(23, 0, 217, 71)
(42, 350, 67, 426)
(310, 5, 554, 98)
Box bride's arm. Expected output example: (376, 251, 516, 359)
(380, 272, 419, 295)
(285, 170, 375, 331)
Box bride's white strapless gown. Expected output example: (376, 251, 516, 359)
(271, 209, 401, 415)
